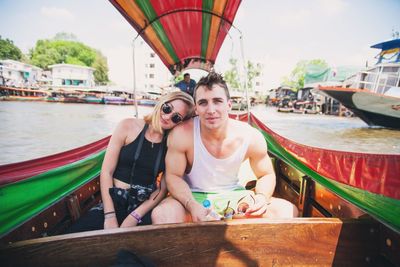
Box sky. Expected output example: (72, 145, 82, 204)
(1, 0, 399, 90)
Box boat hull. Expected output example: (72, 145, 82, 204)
(319, 87, 400, 129)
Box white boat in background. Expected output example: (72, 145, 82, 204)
(319, 38, 400, 129)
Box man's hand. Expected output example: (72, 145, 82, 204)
(245, 194, 269, 217)
(187, 199, 209, 222)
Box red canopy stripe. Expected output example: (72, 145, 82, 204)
(150, 0, 203, 64)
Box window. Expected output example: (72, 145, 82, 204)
(383, 66, 399, 73)
(149, 63, 155, 68)
(150, 53, 155, 58)
(149, 74, 155, 79)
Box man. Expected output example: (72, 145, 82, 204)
(152, 72, 297, 223)
(175, 73, 196, 97)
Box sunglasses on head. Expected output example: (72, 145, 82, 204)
(162, 103, 183, 124)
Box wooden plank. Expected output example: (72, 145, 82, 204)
(0, 218, 380, 267)
(311, 182, 365, 218)
(1, 198, 70, 244)
(379, 225, 400, 266)
(275, 158, 365, 219)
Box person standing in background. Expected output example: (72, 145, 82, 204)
(175, 73, 196, 97)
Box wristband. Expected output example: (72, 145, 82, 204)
(104, 213, 116, 219)
(130, 211, 142, 223)
(104, 211, 115, 215)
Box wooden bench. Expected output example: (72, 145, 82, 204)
(0, 218, 387, 267)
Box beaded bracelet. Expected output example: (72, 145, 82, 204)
(104, 211, 115, 216)
(130, 211, 142, 223)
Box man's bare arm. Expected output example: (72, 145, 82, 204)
(165, 124, 209, 221)
(246, 128, 276, 215)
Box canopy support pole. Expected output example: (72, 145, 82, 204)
(132, 39, 139, 118)
(239, 34, 250, 124)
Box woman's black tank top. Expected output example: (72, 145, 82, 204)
(112, 126, 166, 187)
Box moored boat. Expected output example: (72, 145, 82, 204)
(103, 95, 127, 105)
(82, 95, 104, 104)
(319, 39, 400, 129)
(137, 98, 157, 106)
(0, 86, 48, 101)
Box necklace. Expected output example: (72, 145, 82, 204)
(147, 126, 158, 149)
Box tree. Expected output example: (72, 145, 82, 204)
(29, 33, 109, 84)
(92, 51, 109, 85)
(224, 58, 261, 91)
(281, 59, 328, 91)
(245, 61, 261, 90)
(0, 36, 22, 60)
(224, 58, 241, 90)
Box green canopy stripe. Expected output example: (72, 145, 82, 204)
(0, 150, 105, 237)
(201, 0, 213, 59)
(135, 0, 179, 63)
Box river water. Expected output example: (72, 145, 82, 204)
(1, 101, 399, 165)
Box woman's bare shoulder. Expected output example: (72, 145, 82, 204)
(115, 118, 145, 135)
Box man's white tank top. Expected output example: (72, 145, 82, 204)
(184, 117, 250, 193)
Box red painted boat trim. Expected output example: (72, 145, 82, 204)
(0, 136, 110, 185)
(248, 113, 400, 200)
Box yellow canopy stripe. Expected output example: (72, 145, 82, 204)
(206, 0, 228, 59)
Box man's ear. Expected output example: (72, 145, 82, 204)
(227, 99, 232, 110)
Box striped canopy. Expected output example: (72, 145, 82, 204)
(110, 0, 242, 75)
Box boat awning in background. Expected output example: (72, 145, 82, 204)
(371, 38, 400, 51)
(109, 0, 242, 75)
(304, 64, 360, 85)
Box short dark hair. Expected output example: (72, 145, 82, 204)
(194, 72, 230, 101)
(183, 73, 190, 77)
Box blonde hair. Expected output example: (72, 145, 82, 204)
(144, 91, 195, 134)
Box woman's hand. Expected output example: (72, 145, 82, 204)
(120, 214, 139, 228)
(104, 216, 119, 229)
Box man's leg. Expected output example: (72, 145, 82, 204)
(264, 197, 299, 218)
(151, 196, 188, 224)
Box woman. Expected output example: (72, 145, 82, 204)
(66, 91, 194, 233)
